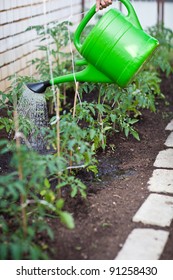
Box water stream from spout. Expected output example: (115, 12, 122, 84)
(17, 85, 49, 152)
(18, 0, 84, 153)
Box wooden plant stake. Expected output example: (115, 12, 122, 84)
(69, 82, 79, 171)
(63, 84, 66, 106)
(13, 109, 27, 237)
(73, 82, 79, 118)
(56, 88, 60, 158)
(56, 88, 61, 198)
(98, 90, 105, 149)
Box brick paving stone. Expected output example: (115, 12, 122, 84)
(148, 169, 173, 194)
(115, 228, 169, 260)
(165, 120, 173, 131)
(153, 149, 173, 168)
(132, 193, 173, 227)
(164, 132, 173, 147)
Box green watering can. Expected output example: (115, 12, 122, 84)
(27, 0, 159, 93)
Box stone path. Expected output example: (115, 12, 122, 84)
(115, 119, 173, 260)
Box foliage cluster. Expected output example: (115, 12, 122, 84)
(0, 20, 173, 259)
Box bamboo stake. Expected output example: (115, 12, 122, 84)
(69, 82, 79, 171)
(56, 88, 60, 158)
(97, 89, 105, 149)
(13, 109, 27, 237)
(73, 82, 79, 118)
(56, 88, 61, 198)
(63, 84, 66, 106)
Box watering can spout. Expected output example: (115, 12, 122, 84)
(26, 64, 112, 93)
(27, 81, 51, 93)
(51, 64, 112, 86)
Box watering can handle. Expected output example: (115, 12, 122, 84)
(74, 0, 142, 52)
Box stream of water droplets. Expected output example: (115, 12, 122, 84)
(17, 85, 49, 152)
(17, 1, 52, 153)
(17, 0, 83, 153)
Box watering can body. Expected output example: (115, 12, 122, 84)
(27, 0, 159, 93)
(74, 0, 159, 87)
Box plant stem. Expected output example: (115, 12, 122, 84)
(99, 114, 105, 149)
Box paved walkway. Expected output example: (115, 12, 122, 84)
(115, 119, 173, 260)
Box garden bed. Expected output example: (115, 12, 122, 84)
(1, 16, 173, 260)
(0, 74, 173, 260)
(45, 73, 173, 260)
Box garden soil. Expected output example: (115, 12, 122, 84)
(48, 74, 173, 260)
(1, 74, 173, 260)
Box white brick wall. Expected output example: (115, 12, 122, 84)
(0, 0, 83, 92)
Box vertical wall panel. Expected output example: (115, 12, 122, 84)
(0, 0, 82, 92)
(2, 0, 170, 94)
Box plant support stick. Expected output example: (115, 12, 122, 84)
(13, 109, 27, 237)
(69, 82, 79, 171)
(56, 88, 61, 198)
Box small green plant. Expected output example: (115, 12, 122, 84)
(27, 21, 73, 104)
(0, 75, 35, 136)
(0, 139, 76, 259)
(147, 24, 173, 75)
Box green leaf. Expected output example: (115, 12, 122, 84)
(131, 130, 140, 141)
(0, 187, 4, 196)
(0, 244, 8, 260)
(124, 126, 129, 138)
(71, 186, 78, 198)
(87, 165, 98, 175)
(89, 129, 96, 140)
(129, 119, 139, 125)
(11, 243, 22, 260)
(59, 211, 75, 229)
(56, 198, 64, 210)
(0, 124, 5, 130)
(40, 190, 46, 196)
(89, 105, 95, 116)
(79, 189, 87, 199)
(110, 113, 116, 122)
(29, 245, 46, 260)
(44, 178, 50, 189)
(103, 126, 112, 133)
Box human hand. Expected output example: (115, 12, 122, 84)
(96, 0, 113, 12)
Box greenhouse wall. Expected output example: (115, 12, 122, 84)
(0, 0, 82, 92)
(1, 0, 173, 93)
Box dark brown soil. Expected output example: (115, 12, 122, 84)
(1, 74, 173, 260)
(47, 73, 173, 260)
